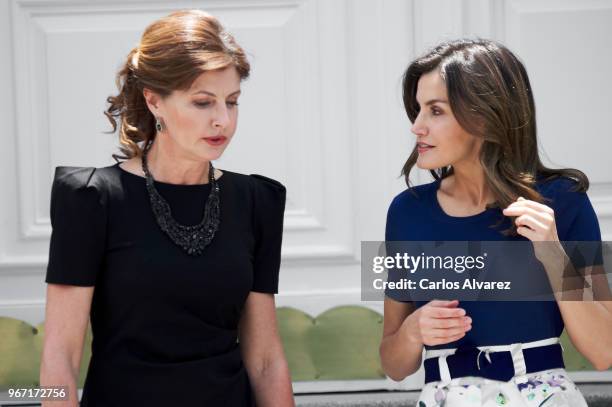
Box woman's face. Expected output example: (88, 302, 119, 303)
(411, 69, 481, 170)
(145, 66, 241, 162)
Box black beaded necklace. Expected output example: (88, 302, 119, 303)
(141, 139, 220, 256)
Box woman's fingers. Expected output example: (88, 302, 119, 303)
(431, 307, 467, 319)
(425, 303, 466, 318)
(434, 315, 471, 329)
(515, 214, 547, 231)
(505, 198, 554, 215)
(423, 300, 465, 318)
(421, 313, 470, 329)
(431, 324, 472, 338)
(417, 299, 471, 346)
(503, 204, 554, 234)
(425, 331, 468, 346)
(428, 299, 459, 308)
(441, 332, 468, 344)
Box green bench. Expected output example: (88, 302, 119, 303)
(0, 305, 603, 389)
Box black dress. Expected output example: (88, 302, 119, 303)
(45, 162, 286, 406)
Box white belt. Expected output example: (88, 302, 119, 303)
(423, 337, 562, 386)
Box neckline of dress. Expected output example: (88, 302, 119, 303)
(114, 162, 225, 189)
(429, 178, 499, 223)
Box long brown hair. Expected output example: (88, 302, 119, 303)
(105, 10, 250, 160)
(401, 39, 588, 234)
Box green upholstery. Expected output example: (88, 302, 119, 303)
(0, 318, 41, 388)
(560, 332, 596, 371)
(277, 307, 601, 378)
(277, 306, 385, 380)
(0, 317, 91, 390)
(0, 307, 605, 389)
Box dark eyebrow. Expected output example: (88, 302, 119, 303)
(416, 98, 449, 106)
(426, 99, 448, 105)
(192, 90, 241, 97)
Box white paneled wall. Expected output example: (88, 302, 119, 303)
(1, 0, 611, 388)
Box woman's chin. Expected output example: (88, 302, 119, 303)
(196, 146, 227, 162)
(416, 156, 449, 171)
(416, 160, 436, 170)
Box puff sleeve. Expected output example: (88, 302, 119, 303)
(250, 174, 286, 294)
(45, 166, 107, 286)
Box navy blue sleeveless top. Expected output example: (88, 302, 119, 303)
(385, 176, 601, 350)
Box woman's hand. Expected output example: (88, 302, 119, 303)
(404, 299, 471, 346)
(502, 196, 587, 301)
(503, 197, 565, 263)
(503, 196, 559, 242)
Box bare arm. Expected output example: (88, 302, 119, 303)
(555, 265, 612, 370)
(40, 284, 94, 407)
(380, 299, 423, 380)
(559, 300, 612, 370)
(238, 292, 294, 406)
(380, 299, 471, 381)
(537, 247, 612, 370)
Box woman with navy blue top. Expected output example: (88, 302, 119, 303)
(379, 39, 612, 406)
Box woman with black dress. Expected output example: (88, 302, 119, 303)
(40, 10, 294, 406)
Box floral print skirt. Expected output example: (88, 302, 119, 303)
(417, 368, 586, 407)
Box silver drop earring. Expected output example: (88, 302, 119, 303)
(155, 117, 163, 132)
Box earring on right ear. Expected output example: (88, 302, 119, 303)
(155, 117, 163, 132)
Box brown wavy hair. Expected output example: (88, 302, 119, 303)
(105, 9, 250, 160)
(401, 39, 588, 234)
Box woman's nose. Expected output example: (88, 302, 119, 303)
(411, 114, 427, 136)
(212, 105, 231, 129)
